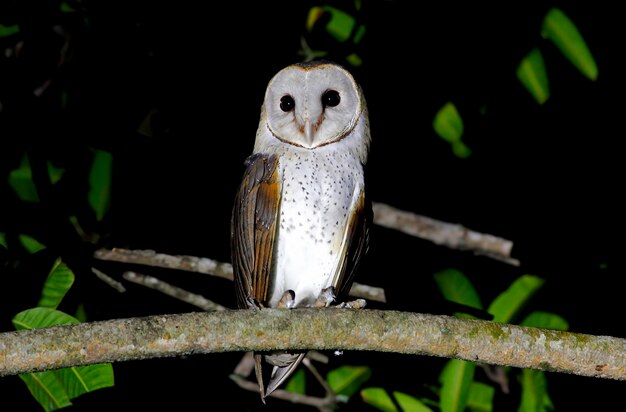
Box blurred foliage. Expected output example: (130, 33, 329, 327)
(517, 48, 550, 105)
(542, 8, 598, 81)
(360, 269, 567, 412)
(433, 103, 471, 158)
(431, 7, 598, 154)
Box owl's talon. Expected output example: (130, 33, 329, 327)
(277, 290, 296, 308)
(313, 286, 336, 308)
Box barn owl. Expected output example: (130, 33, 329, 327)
(231, 61, 371, 399)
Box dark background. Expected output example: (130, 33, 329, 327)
(1, 1, 624, 410)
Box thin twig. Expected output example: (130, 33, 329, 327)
(230, 352, 335, 411)
(372, 202, 519, 266)
(230, 349, 333, 409)
(233, 352, 256, 378)
(348, 282, 386, 303)
(91, 267, 126, 293)
(303, 357, 340, 402)
(307, 351, 329, 364)
(230, 373, 336, 410)
(481, 364, 510, 394)
(122, 271, 227, 311)
(94, 248, 234, 280)
(94, 248, 386, 303)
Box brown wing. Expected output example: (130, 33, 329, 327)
(333, 189, 371, 300)
(231, 153, 281, 309)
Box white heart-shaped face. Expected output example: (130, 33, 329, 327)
(264, 62, 362, 148)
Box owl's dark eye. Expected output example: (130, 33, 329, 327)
(322, 90, 341, 108)
(280, 95, 295, 112)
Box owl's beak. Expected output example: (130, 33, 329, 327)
(304, 119, 314, 146)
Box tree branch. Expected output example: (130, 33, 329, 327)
(94, 248, 234, 280)
(230, 351, 336, 410)
(93, 248, 387, 303)
(122, 271, 228, 311)
(371, 202, 519, 265)
(230, 372, 336, 410)
(91, 267, 126, 293)
(1, 309, 624, 381)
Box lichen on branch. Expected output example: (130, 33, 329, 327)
(1, 309, 624, 380)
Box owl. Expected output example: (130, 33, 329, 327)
(231, 61, 371, 399)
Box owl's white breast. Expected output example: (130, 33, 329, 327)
(267, 143, 365, 307)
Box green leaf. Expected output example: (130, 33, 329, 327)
(394, 391, 434, 412)
(20, 364, 113, 411)
(306, 6, 325, 31)
(75, 303, 88, 322)
(19, 234, 46, 254)
(322, 6, 356, 42)
(433, 103, 470, 158)
(466, 382, 495, 412)
(346, 53, 363, 67)
(19, 372, 72, 412)
(47, 161, 65, 185)
(354, 24, 366, 44)
(56, 364, 114, 398)
(519, 369, 553, 412)
(487, 275, 545, 323)
(12, 307, 79, 330)
(452, 141, 472, 159)
(517, 48, 550, 104)
(542, 8, 598, 81)
(433, 269, 483, 310)
(439, 359, 475, 412)
(88, 150, 113, 221)
(361, 387, 398, 412)
(327, 365, 372, 398)
(0, 24, 20, 37)
(9, 155, 39, 202)
(20, 366, 113, 411)
(433, 102, 464, 144)
(38, 258, 75, 309)
(521, 311, 569, 331)
(285, 368, 306, 394)
(0, 232, 7, 248)
(13, 308, 114, 408)
(60, 2, 76, 12)
(8, 156, 64, 201)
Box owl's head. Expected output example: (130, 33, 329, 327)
(259, 61, 365, 149)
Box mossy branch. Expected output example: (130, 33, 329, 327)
(1, 309, 624, 380)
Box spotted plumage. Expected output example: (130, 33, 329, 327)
(231, 61, 371, 399)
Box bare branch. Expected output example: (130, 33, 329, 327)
(230, 372, 336, 410)
(91, 267, 126, 293)
(231, 350, 336, 410)
(1, 309, 624, 381)
(372, 202, 519, 265)
(481, 364, 510, 394)
(232, 351, 256, 378)
(230, 351, 339, 411)
(347, 282, 386, 303)
(307, 351, 329, 364)
(94, 248, 386, 303)
(302, 357, 338, 400)
(122, 271, 228, 311)
(94, 248, 234, 280)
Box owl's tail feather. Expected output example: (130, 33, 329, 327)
(264, 352, 307, 399)
(253, 353, 266, 402)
